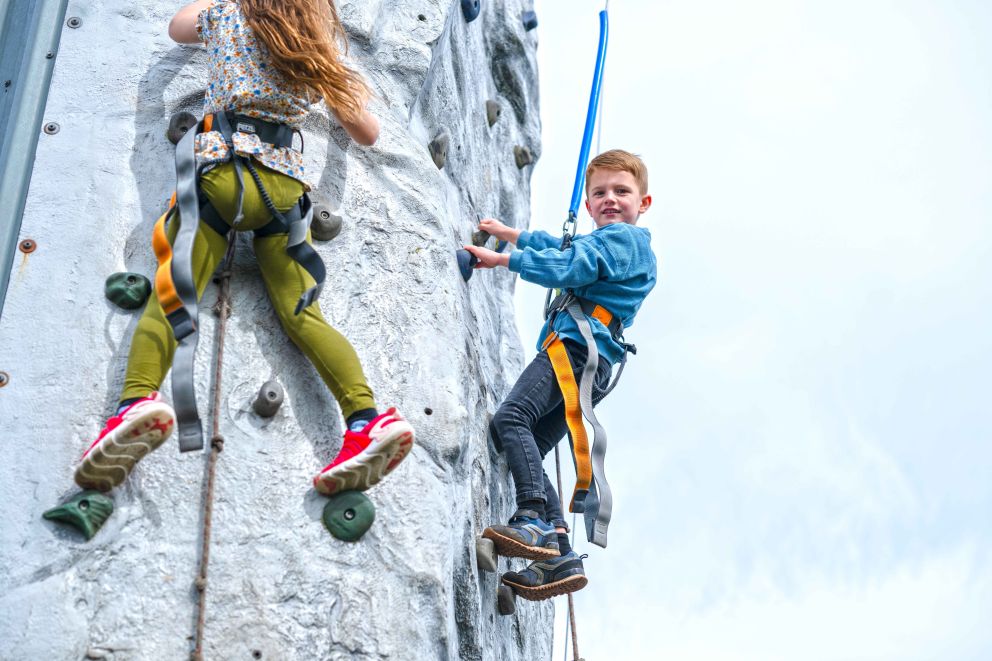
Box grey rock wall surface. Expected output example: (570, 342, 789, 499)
(0, 1, 548, 659)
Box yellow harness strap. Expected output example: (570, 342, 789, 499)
(543, 303, 615, 512)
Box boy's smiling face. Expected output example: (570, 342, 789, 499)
(585, 168, 652, 228)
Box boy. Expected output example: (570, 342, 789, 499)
(463, 149, 656, 598)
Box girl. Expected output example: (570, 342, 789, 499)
(74, 0, 413, 497)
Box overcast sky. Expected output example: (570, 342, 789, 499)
(517, 1, 992, 658)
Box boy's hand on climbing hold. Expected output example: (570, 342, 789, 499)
(478, 218, 521, 245)
(464, 245, 510, 269)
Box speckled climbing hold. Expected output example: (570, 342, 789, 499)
(322, 490, 375, 542)
(522, 10, 538, 31)
(166, 111, 197, 145)
(252, 380, 284, 417)
(486, 100, 501, 127)
(311, 204, 343, 242)
(429, 132, 450, 169)
(514, 145, 533, 169)
(461, 0, 481, 23)
(43, 491, 114, 541)
(105, 272, 152, 310)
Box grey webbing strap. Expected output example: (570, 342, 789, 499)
(566, 300, 613, 548)
(170, 119, 206, 452)
(215, 112, 246, 228)
(286, 196, 323, 314)
(241, 159, 324, 315)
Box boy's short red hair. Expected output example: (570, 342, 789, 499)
(585, 149, 649, 195)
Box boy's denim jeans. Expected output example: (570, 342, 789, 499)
(490, 340, 612, 529)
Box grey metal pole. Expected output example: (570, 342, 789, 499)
(0, 0, 69, 316)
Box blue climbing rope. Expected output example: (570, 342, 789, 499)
(564, 8, 610, 235)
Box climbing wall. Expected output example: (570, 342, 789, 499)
(0, 1, 548, 659)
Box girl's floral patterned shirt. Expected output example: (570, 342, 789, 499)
(196, 1, 313, 188)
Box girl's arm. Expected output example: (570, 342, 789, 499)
(332, 108, 380, 146)
(169, 0, 213, 44)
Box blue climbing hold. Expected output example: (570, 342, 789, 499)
(522, 10, 538, 31)
(462, 0, 481, 23)
(456, 249, 477, 281)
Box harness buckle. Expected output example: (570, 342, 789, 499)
(165, 307, 197, 342)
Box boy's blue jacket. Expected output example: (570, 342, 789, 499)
(508, 223, 657, 364)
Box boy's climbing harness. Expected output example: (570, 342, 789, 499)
(542, 6, 620, 551)
(154, 111, 326, 453)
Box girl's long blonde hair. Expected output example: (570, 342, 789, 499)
(240, 0, 370, 120)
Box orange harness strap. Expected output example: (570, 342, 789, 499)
(543, 305, 615, 512)
(152, 193, 181, 315)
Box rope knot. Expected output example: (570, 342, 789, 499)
(211, 435, 225, 451)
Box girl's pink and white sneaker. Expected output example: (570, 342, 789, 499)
(74, 393, 176, 492)
(313, 407, 415, 496)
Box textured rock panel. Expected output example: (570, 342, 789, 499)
(0, 1, 547, 659)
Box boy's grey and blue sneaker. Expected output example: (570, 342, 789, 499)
(481, 509, 560, 560)
(501, 552, 589, 600)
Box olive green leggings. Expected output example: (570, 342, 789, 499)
(121, 162, 375, 418)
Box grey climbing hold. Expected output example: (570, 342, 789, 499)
(476, 537, 498, 573)
(497, 584, 516, 615)
(43, 491, 114, 541)
(461, 0, 481, 23)
(486, 100, 501, 127)
(252, 380, 284, 418)
(311, 204, 343, 242)
(522, 11, 538, 31)
(105, 272, 152, 310)
(429, 132, 450, 169)
(167, 111, 198, 145)
(514, 145, 533, 169)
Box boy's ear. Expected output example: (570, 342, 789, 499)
(639, 194, 653, 214)
(585, 199, 592, 215)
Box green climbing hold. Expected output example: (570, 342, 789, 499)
(105, 272, 152, 310)
(322, 490, 375, 542)
(43, 490, 114, 541)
